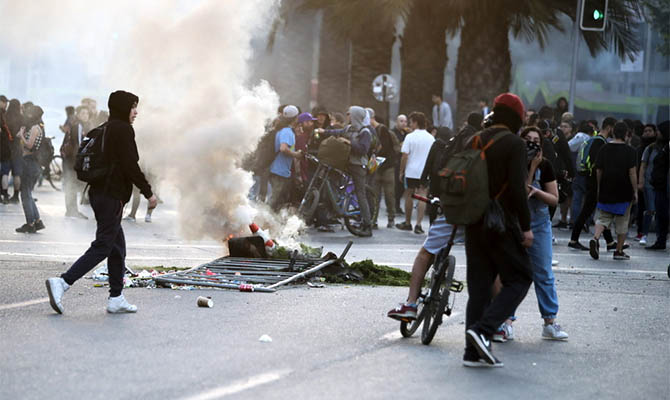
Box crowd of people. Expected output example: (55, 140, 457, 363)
(0, 95, 158, 233)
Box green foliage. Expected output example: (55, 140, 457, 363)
(642, 0, 670, 56)
(325, 259, 417, 286)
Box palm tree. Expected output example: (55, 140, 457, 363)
(444, 0, 642, 124)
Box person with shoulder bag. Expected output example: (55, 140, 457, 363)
(46, 90, 158, 314)
(15, 105, 46, 233)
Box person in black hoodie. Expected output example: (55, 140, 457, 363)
(46, 90, 157, 315)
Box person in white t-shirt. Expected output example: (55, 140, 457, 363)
(396, 112, 435, 234)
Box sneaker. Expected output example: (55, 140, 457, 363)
(463, 354, 504, 368)
(45, 277, 70, 314)
(492, 329, 507, 343)
(107, 294, 138, 313)
(144, 214, 152, 223)
(634, 233, 643, 241)
(414, 225, 424, 234)
(466, 328, 496, 365)
(607, 242, 629, 251)
(123, 215, 136, 222)
(492, 322, 514, 342)
(552, 236, 557, 245)
(589, 238, 599, 260)
(8, 194, 19, 204)
(15, 223, 36, 233)
(568, 241, 588, 251)
(371, 223, 378, 230)
(317, 225, 335, 232)
(395, 222, 412, 231)
(542, 323, 568, 340)
(358, 225, 373, 237)
(34, 220, 45, 231)
(552, 259, 559, 266)
(553, 221, 569, 230)
(639, 235, 647, 246)
(645, 242, 666, 250)
(387, 303, 417, 321)
(613, 251, 630, 260)
(387, 220, 395, 229)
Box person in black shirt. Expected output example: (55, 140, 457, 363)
(463, 93, 533, 368)
(568, 117, 617, 251)
(46, 90, 158, 315)
(589, 122, 638, 260)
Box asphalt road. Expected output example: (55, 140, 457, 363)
(1, 185, 669, 400)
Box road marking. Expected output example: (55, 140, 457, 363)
(182, 369, 291, 400)
(0, 251, 216, 262)
(0, 239, 222, 249)
(0, 297, 49, 311)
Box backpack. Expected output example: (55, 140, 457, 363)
(74, 123, 112, 184)
(436, 130, 511, 226)
(251, 128, 279, 175)
(317, 136, 351, 171)
(577, 135, 606, 174)
(34, 128, 54, 168)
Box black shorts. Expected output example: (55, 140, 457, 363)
(405, 178, 425, 189)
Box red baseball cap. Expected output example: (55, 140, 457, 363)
(493, 93, 525, 122)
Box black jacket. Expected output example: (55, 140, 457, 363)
(94, 91, 152, 203)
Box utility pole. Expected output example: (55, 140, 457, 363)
(568, 0, 584, 115)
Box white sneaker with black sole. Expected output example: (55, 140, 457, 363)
(45, 277, 70, 314)
(466, 328, 496, 365)
(463, 356, 504, 368)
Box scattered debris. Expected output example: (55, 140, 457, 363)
(197, 296, 213, 308)
(324, 259, 415, 286)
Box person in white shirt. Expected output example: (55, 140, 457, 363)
(431, 94, 453, 131)
(396, 112, 435, 234)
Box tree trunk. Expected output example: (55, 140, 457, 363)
(455, 15, 511, 127)
(399, 0, 447, 120)
(349, 33, 395, 122)
(317, 13, 351, 114)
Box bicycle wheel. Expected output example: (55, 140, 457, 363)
(50, 156, 63, 182)
(421, 253, 456, 345)
(400, 277, 430, 337)
(299, 187, 320, 222)
(343, 185, 378, 236)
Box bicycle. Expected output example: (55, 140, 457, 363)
(398, 194, 464, 345)
(298, 153, 378, 237)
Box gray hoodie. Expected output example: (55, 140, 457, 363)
(347, 106, 371, 166)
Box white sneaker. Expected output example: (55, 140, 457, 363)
(144, 214, 152, 223)
(45, 277, 70, 314)
(639, 235, 647, 246)
(542, 322, 568, 340)
(107, 294, 138, 313)
(552, 236, 557, 245)
(552, 259, 559, 266)
(123, 215, 136, 222)
(502, 322, 515, 340)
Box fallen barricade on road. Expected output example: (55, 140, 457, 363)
(153, 240, 352, 293)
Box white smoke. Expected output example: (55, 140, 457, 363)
(1, 0, 297, 240)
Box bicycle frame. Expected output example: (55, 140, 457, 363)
(299, 155, 362, 218)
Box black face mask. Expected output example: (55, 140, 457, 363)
(526, 140, 541, 163)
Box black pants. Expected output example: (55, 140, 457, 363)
(465, 222, 532, 352)
(654, 188, 669, 246)
(61, 188, 126, 297)
(570, 178, 614, 243)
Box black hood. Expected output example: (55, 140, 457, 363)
(108, 90, 139, 123)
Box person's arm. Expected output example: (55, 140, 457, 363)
(638, 161, 647, 189)
(116, 126, 153, 199)
(279, 142, 301, 159)
(568, 133, 585, 152)
(529, 180, 559, 207)
(442, 103, 453, 130)
(399, 153, 408, 181)
(629, 166, 638, 204)
(507, 138, 532, 234)
(556, 135, 575, 178)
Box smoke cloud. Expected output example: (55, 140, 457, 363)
(1, 0, 298, 241)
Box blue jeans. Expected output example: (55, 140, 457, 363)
(20, 155, 41, 224)
(527, 207, 559, 319)
(571, 174, 587, 226)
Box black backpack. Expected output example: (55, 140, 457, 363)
(34, 130, 54, 168)
(251, 128, 279, 175)
(74, 123, 111, 184)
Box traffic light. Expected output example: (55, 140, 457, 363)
(580, 0, 608, 31)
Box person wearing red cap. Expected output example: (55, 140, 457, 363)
(463, 93, 534, 368)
